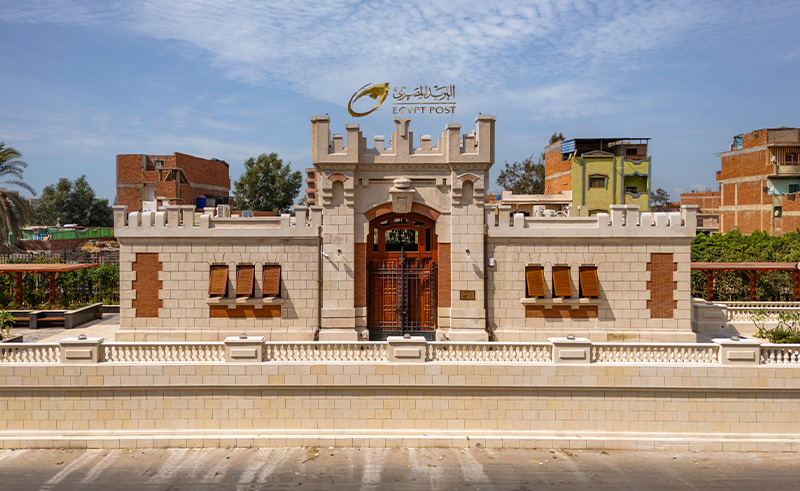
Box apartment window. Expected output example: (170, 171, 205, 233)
(155, 159, 164, 168)
(235, 265, 255, 297)
(579, 266, 600, 298)
(626, 148, 637, 156)
(774, 206, 783, 218)
(208, 264, 228, 297)
(552, 265, 573, 298)
(790, 184, 800, 194)
(588, 175, 607, 189)
(525, 265, 546, 298)
(262, 265, 281, 297)
(787, 153, 799, 164)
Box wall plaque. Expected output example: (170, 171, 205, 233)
(460, 290, 475, 301)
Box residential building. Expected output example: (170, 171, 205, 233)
(116, 152, 231, 212)
(717, 127, 800, 234)
(544, 137, 651, 214)
(680, 190, 720, 233)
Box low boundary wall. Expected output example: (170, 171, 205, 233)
(1, 337, 800, 450)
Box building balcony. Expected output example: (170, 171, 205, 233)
(623, 154, 648, 161)
(773, 163, 800, 176)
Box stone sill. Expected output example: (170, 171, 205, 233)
(207, 297, 284, 308)
(520, 297, 602, 309)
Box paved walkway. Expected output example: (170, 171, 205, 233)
(0, 448, 798, 490)
(9, 313, 121, 343)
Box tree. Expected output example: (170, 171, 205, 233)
(651, 188, 671, 212)
(233, 153, 302, 213)
(0, 143, 35, 242)
(496, 133, 563, 195)
(34, 176, 113, 227)
(497, 155, 545, 195)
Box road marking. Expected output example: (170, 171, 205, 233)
(360, 448, 383, 489)
(455, 449, 489, 485)
(41, 451, 100, 488)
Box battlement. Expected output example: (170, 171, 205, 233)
(486, 204, 698, 239)
(310, 115, 495, 166)
(112, 205, 321, 239)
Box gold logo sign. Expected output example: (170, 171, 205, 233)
(347, 83, 390, 117)
(347, 83, 456, 117)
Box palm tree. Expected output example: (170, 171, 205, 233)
(0, 143, 35, 243)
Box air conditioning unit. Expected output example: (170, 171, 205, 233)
(533, 205, 545, 217)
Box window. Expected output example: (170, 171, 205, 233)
(235, 265, 255, 297)
(626, 148, 637, 156)
(790, 184, 800, 194)
(525, 265, 546, 298)
(552, 265, 573, 297)
(208, 264, 228, 297)
(262, 265, 281, 297)
(774, 206, 783, 218)
(579, 266, 600, 298)
(788, 153, 799, 164)
(588, 175, 606, 189)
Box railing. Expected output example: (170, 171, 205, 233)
(427, 342, 551, 362)
(760, 345, 800, 364)
(713, 301, 800, 323)
(0, 344, 60, 363)
(263, 342, 388, 362)
(102, 343, 225, 362)
(592, 343, 718, 364)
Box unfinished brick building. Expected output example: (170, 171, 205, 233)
(679, 190, 720, 233)
(116, 153, 230, 212)
(717, 127, 800, 234)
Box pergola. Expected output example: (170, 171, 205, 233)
(0, 263, 99, 308)
(691, 262, 800, 302)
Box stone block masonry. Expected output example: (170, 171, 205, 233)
(2, 361, 800, 451)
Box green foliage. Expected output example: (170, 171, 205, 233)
(497, 155, 545, 195)
(0, 143, 35, 243)
(752, 310, 800, 344)
(34, 175, 112, 227)
(233, 153, 302, 213)
(692, 230, 800, 301)
(0, 258, 119, 309)
(0, 310, 14, 339)
(651, 188, 670, 212)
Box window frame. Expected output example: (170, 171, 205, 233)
(235, 264, 255, 298)
(208, 264, 229, 297)
(552, 265, 573, 298)
(579, 265, 600, 298)
(525, 265, 546, 298)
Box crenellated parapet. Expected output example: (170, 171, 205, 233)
(486, 204, 698, 239)
(112, 205, 322, 239)
(310, 114, 495, 167)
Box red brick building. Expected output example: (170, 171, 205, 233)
(680, 190, 720, 233)
(116, 153, 230, 211)
(716, 127, 800, 234)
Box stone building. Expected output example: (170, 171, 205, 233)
(116, 152, 231, 212)
(114, 116, 697, 343)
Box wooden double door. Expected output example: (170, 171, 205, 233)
(367, 213, 438, 340)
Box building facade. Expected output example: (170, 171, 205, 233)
(680, 190, 720, 233)
(116, 152, 231, 212)
(114, 117, 697, 343)
(717, 127, 800, 234)
(544, 138, 651, 214)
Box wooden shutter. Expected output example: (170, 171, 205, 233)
(208, 264, 228, 297)
(235, 265, 255, 297)
(525, 266, 546, 298)
(580, 266, 600, 298)
(262, 265, 281, 297)
(552, 266, 573, 297)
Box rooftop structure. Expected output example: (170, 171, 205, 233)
(116, 152, 231, 212)
(544, 137, 651, 215)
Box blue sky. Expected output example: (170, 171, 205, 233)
(1, 0, 799, 203)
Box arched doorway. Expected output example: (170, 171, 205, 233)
(367, 212, 438, 340)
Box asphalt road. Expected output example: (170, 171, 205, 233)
(0, 447, 798, 490)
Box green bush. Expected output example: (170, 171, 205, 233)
(692, 230, 800, 301)
(0, 257, 118, 309)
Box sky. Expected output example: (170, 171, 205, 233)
(1, 0, 799, 203)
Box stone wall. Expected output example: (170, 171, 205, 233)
(1, 360, 799, 451)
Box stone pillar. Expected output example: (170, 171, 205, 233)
(60, 337, 104, 364)
(224, 336, 265, 363)
(549, 337, 592, 364)
(387, 335, 428, 363)
(713, 337, 761, 365)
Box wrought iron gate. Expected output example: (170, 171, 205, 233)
(368, 251, 437, 340)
